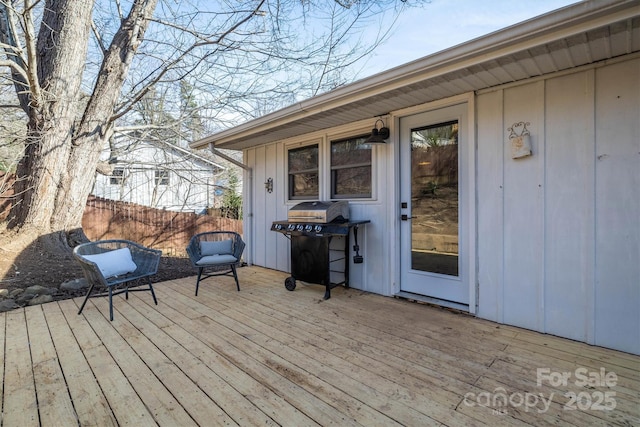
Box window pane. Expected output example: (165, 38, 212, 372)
(290, 173, 318, 198)
(155, 170, 169, 185)
(331, 137, 369, 166)
(288, 145, 318, 172)
(333, 166, 371, 197)
(410, 121, 459, 276)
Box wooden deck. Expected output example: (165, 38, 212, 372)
(1, 266, 638, 426)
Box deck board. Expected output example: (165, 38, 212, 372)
(1, 266, 638, 426)
(0, 307, 4, 418)
(4, 310, 39, 426)
(25, 306, 77, 426)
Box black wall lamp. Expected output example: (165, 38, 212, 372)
(365, 118, 390, 144)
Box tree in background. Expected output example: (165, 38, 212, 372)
(0, 0, 425, 252)
(220, 169, 242, 220)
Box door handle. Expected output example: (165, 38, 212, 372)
(401, 214, 416, 221)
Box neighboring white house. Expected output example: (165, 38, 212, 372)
(192, 0, 640, 355)
(93, 138, 226, 213)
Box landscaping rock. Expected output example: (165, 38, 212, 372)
(16, 293, 32, 305)
(28, 295, 54, 306)
(23, 285, 54, 296)
(0, 299, 19, 312)
(60, 278, 89, 292)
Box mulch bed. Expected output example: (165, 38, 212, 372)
(0, 240, 195, 303)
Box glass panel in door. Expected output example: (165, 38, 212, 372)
(410, 121, 459, 276)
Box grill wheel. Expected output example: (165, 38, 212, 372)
(285, 276, 296, 291)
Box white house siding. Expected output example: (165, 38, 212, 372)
(476, 57, 640, 355)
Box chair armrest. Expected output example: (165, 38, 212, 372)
(74, 254, 110, 287)
(233, 237, 246, 262)
(127, 241, 162, 276)
(186, 238, 201, 266)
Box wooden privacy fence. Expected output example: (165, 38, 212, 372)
(83, 196, 242, 256)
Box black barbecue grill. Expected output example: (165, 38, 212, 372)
(271, 201, 369, 299)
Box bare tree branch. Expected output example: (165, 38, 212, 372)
(111, 0, 267, 122)
(22, 0, 42, 108)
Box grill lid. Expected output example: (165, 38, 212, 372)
(287, 201, 349, 223)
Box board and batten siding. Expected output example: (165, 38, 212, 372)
(476, 57, 640, 355)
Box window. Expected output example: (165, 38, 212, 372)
(155, 170, 169, 186)
(331, 135, 372, 198)
(110, 167, 124, 185)
(288, 144, 319, 199)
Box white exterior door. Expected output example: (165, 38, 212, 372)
(399, 103, 470, 307)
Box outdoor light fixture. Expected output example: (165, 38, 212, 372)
(365, 118, 390, 144)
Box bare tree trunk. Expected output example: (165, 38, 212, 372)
(5, 0, 158, 249)
(8, 0, 94, 246)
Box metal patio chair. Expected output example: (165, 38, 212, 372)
(186, 231, 245, 296)
(73, 239, 161, 321)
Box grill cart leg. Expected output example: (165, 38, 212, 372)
(323, 255, 332, 300)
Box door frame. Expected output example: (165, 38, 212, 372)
(391, 94, 477, 314)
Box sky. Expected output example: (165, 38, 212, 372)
(360, 0, 580, 77)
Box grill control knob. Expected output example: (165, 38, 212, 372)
(296, 224, 304, 231)
(314, 225, 323, 232)
(275, 224, 283, 230)
(304, 224, 313, 232)
(287, 224, 295, 231)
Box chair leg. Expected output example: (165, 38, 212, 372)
(109, 287, 114, 321)
(231, 265, 240, 291)
(195, 267, 203, 296)
(148, 278, 158, 305)
(77, 282, 96, 315)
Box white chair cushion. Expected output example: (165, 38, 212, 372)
(196, 254, 237, 266)
(84, 247, 137, 278)
(200, 239, 233, 256)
